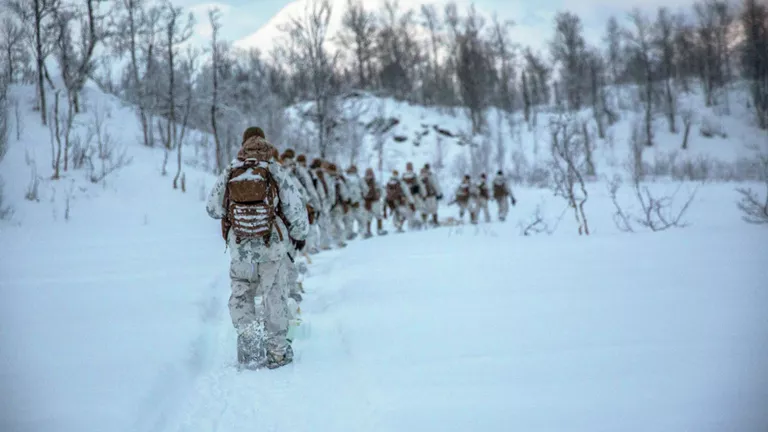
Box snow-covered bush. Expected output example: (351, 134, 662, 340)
(85, 107, 132, 184)
(699, 114, 727, 139)
(736, 146, 768, 225)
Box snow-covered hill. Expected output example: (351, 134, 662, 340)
(286, 84, 766, 195)
(1, 80, 767, 431)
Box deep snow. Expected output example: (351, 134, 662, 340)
(1, 81, 767, 431)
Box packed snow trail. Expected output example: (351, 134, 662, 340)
(165, 224, 768, 432)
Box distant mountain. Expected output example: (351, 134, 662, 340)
(232, 0, 550, 56)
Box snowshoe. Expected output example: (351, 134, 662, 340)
(266, 345, 294, 369)
(237, 323, 267, 370)
(307, 247, 319, 255)
(362, 232, 373, 239)
(336, 242, 347, 248)
(320, 245, 332, 251)
(346, 233, 357, 241)
(377, 229, 388, 236)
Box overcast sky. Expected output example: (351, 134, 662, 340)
(177, 0, 702, 52)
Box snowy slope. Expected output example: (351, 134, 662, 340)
(0, 83, 224, 432)
(1, 80, 767, 432)
(165, 197, 768, 432)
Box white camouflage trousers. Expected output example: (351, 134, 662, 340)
(391, 205, 413, 231)
(317, 210, 333, 249)
(422, 196, 438, 217)
(457, 200, 473, 223)
(472, 197, 491, 223)
(329, 207, 347, 244)
(229, 260, 289, 352)
(344, 204, 367, 238)
(497, 197, 510, 221)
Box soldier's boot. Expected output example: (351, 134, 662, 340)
(431, 213, 440, 227)
(237, 322, 267, 369)
(266, 345, 294, 370)
(421, 213, 428, 225)
(376, 219, 388, 236)
(362, 221, 373, 239)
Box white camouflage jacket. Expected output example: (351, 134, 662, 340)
(206, 160, 310, 264)
(344, 173, 366, 205)
(331, 174, 351, 210)
(314, 169, 335, 213)
(420, 171, 442, 198)
(292, 164, 321, 210)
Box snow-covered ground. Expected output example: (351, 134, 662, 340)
(1, 82, 767, 431)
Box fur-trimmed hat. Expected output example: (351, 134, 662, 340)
(296, 154, 307, 164)
(463, 174, 471, 180)
(310, 158, 323, 169)
(497, 170, 503, 176)
(365, 167, 375, 177)
(242, 126, 265, 143)
(424, 163, 431, 170)
(327, 163, 338, 174)
(346, 165, 358, 174)
(237, 136, 273, 161)
(281, 149, 295, 160)
(480, 172, 487, 178)
(406, 162, 414, 171)
(392, 170, 399, 177)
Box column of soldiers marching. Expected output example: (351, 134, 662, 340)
(206, 127, 518, 370)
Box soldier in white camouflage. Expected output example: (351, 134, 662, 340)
(343, 165, 368, 240)
(325, 162, 350, 247)
(453, 175, 474, 224)
(206, 127, 309, 369)
(492, 170, 517, 222)
(310, 158, 336, 251)
(384, 170, 415, 233)
(297, 154, 324, 254)
(419, 164, 443, 227)
(473, 173, 492, 223)
(362, 168, 387, 238)
(401, 162, 426, 230)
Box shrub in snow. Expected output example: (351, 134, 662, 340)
(735, 147, 768, 225)
(699, 114, 727, 139)
(608, 173, 698, 233)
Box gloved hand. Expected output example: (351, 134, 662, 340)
(436, 194, 443, 201)
(291, 238, 306, 251)
(511, 197, 517, 206)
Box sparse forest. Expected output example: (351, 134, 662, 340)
(1, 0, 767, 220)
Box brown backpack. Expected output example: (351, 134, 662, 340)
(456, 183, 470, 203)
(385, 179, 405, 209)
(364, 177, 380, 202)
(223, 160, 284, 246)
(477, 182, 490, 199)
(421, 174, 437, 197)
(493, 181, 507, 199)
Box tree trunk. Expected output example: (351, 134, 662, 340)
(34, 0, 46, 125)
(53, 92, 61, 179)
